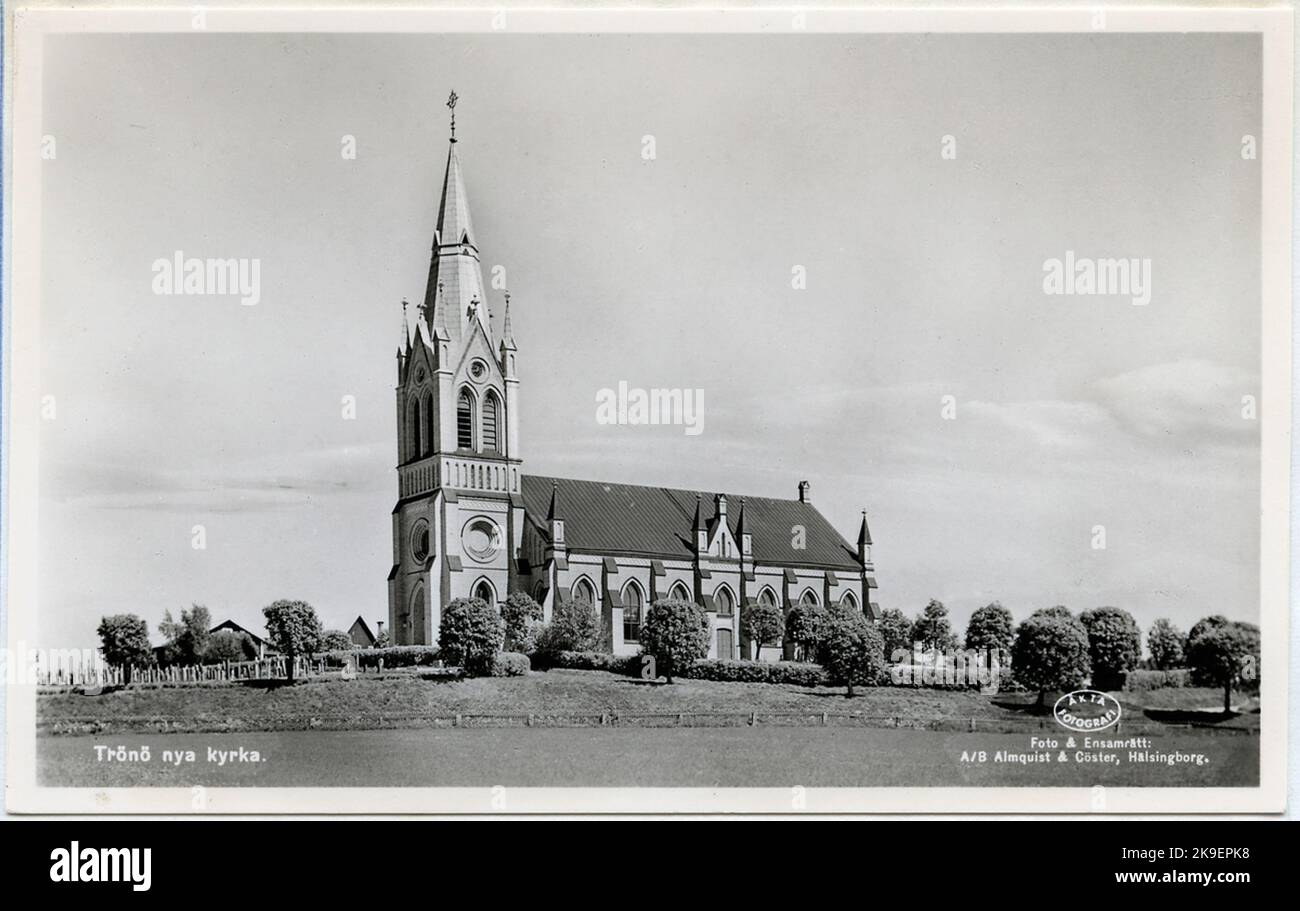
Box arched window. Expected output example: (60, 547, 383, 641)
(456, 388, 475, 450)
(473, 578, 496, 606)
(839, 590, 860, 612)
(622, 582, 644, 643)
(482, 391, 501, 453)
(669, 582, 691, 602)
(758, 587, 778, 608)
(408, 583, 425, 646)
(713, 586, 735, 617)
(423, 394, 435, 457)
(573, 577, 596, 609)
(800, 589, 819, 609)
(409, 399, 422, 461)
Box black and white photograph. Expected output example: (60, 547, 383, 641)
(1, 4, 1292, 817)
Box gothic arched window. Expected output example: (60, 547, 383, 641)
(409, 399, 422, 461)
(573, 577, 596, 610)
(713, 586, 735, 617)
(839, 590, 860, 612)
(473, 578, 496, 606)
(669, 582, 691, 603)
(422, 393, 435, 457)
(456, 388, 475, 450)
(758, 587, 778, 608)
(800, 589, 819, 609)
(482, 391, 501, 453)
(622, 582, 644, 643)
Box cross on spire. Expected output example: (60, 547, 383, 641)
(447, 89, 459, 143)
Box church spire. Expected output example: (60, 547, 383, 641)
(421, 90, 490, 349)
(546, 482, 562, 521)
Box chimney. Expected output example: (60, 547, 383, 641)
(797, 480, 811, 503)
(376, 620, 385, 636)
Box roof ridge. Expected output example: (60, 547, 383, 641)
(522, 472, 815, 507)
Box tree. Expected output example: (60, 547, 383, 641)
(965, 602, 1014, 662)
(501, 592, 544, 652)
(438, 597, 504, 676)
(741, 601, 784, 659)
(785, 604, 825, 662)
(96, 614, 152, 684)
(877, 608, 914, 664)
(1032, 605, 1076, 623)
(1011, 612, 1091, 707)
(157, 603, 212, 667)
(1186, 619, 1259, 712)
(536, 597, 604, 655)
(1079, 607, 1142, 690)
(639, 598, 709, 683)
(1147, 619, 1186, 670)
(262, 600, 323, 684)
(912, 599, 958, 653)
(203, 629, 256, 664)
(320, 629, 354, 653)
(817, 605, 886, 697)
(374, 628, 391, 649)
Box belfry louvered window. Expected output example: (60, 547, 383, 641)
(456, 389, 474, 449)
(482, 392, 500, 453)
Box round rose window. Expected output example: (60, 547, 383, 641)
(462, 518, 502, 563)
(410, 520, 431, 563)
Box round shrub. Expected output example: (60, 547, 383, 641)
(490, 652, 531, 677)
(639, 598, 709, 683)
(438, 597, 504, 677)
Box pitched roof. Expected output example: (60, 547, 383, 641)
(209, 619, 268, 648)
(520, 474, 861, 570)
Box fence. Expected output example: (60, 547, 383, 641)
(37, 708, 1260, 737)
(37, 656, 337, 688)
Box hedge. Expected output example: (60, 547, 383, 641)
(531, 650, 642, 676)
(490, 652, 531, 677)
(1123, 668, 1193, 691)
(681, 659, 829, 687)
(324, 646, 442, 670)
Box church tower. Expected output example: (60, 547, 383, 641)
(388, 92, 525, 646)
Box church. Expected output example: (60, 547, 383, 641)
(387, 96, 880, 661)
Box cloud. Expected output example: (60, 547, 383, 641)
(48, 442, 391, 513)
(963, 399, 1112, 449)
(1090, 359, 1259, 445)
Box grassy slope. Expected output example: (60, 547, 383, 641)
(38, 670, 1257, 734)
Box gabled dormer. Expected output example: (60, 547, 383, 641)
(704, 493, 741, 560)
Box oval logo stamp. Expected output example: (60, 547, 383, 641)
(1053, 690, 1122, 733)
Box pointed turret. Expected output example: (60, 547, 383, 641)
(547, 482, 562, 522)
(857, 510, 873, 564)
(546, 482, 566, 552)
(500, 290, 517, 352)
(736, 497, 753, 558)
(420, 92, 490, 350)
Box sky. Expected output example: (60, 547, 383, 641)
(36, 32, 1261, 649)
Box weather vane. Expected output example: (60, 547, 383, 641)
(447, 89, 459, 142)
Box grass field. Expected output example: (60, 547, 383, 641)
(37, 669, 1258, 735)
(36, 671, 1258, 788)
(37, 726, 1259, 788)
